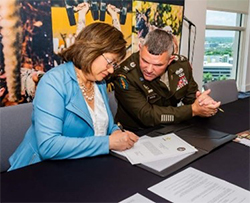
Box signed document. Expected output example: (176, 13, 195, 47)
(148, 167, 250, 203)
(124, 133, 197, 165)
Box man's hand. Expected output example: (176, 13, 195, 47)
(192, 89, 221, 117)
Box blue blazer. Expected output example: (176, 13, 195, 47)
(9, 62, 118, 171)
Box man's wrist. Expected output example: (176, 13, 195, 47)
(191, 103, 196, 117)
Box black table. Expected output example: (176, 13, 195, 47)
(188, 97, 250, 134)
(1, 98, 249, 202)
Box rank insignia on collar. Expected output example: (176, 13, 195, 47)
(139, 77, 144, 81)
(180, 56, 186, 61)
(174, 55, 179, 61)
(118, 76, 129, 90)
(130, 62, 136, 68)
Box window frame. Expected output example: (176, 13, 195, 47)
(204, 10, 246, 83)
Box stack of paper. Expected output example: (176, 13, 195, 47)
(148, 167, 250, 203)
(113, 133, 197, 171)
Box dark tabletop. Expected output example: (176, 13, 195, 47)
(1, 98, 249, 202)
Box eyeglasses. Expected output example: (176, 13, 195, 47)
(102, 54, 120, 71)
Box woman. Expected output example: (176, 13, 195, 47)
(9, 23, 138, 171)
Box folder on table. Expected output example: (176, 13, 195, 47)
(111, 125, 236, 177)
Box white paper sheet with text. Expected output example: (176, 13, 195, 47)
(124, 133, 197, 165)
(148, 167, 250, 203)
(119, 193, 155, 203)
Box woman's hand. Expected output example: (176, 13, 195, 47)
(109, 130, 139, 151)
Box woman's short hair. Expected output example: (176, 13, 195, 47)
(59, 22, 127, 74)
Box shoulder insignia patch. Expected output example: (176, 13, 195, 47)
(118, 76, 129, 90)
(118, 74, 126, 78)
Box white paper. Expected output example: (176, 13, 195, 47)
(142, 152, 193, 172)
(111, 135, 150, 156)
(148, 167, 250, 203)
(119, 193, 155, 203)
(234, 138, 250, 147)
(124, 133, 197, 165)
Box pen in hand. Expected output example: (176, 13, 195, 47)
(218, 107, 224, 113)
(117, 122, 125, 132)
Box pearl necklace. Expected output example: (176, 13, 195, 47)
(76, 72, 95, 101)
(78, 82, 95, 101)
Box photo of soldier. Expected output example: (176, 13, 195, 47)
(51, 0, 133, 64)
(132, 0, 184, 52)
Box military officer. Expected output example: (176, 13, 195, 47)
(112, 29, 220, 131)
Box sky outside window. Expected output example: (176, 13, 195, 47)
(206, 10, 237, 27)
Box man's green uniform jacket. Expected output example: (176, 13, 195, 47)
(112, 52, 198, 131)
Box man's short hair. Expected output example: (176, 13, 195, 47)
(142, 29, 174, 56)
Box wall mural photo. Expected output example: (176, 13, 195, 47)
(0, 0, 184, 107)
(0, 0, 53, 106)
(132, 0, 184, 52)
(51, 0, 132, 66)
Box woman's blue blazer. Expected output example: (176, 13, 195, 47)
(9, 62, 118, 171)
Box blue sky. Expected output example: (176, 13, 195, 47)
(206, 10, 237, 37)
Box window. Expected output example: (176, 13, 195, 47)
(203, 10, 245, 83)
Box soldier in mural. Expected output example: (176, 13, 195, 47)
(132, 0, 183, 53)
(0, 0, 184, 107)
(51, 0, 132, 60)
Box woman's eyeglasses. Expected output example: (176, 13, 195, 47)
(102, 54, 120, 71)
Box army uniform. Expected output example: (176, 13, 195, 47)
(112, 52, 198, 131)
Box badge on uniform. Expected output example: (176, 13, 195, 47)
(123, 66, 130, 72)
(118, 76, 129, 90)
(130, 62, 136, 68)
(176, 75, 188, 91)
(175, 68, 183, 75)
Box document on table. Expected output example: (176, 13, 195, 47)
(148, 167, 250, 203)
(119, 193, 155, 203)
(142, 152, 193, 172)
(123, 133, 197, 165)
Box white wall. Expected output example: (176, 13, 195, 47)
(180, 0, 207, 90)
(207, 0, 249, 14)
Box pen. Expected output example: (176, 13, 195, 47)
(218, 107, 224, 113)
(117, 122, 125, 132)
